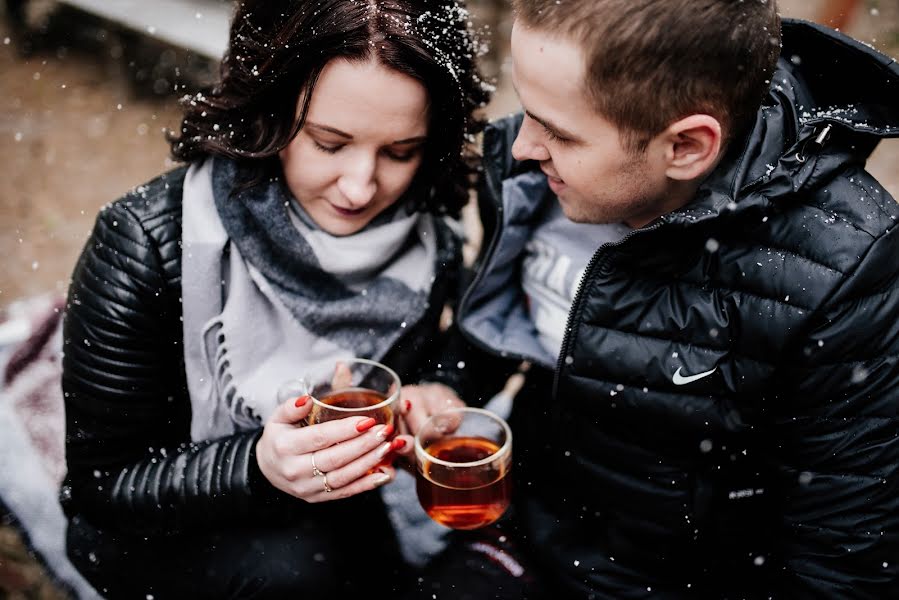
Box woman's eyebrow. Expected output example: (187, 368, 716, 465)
(392, 135, 428, 145)
(306, 122, 353, 139)
(306, 122, 426, 145)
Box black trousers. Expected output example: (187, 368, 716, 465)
(67, 501, 408, 600)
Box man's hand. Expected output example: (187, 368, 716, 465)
(399, 382, 466, 437)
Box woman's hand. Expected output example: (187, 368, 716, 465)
(256, 395, 413, 503)
(399, 382, 466, 437)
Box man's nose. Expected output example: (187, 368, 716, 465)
(511, 118, 551, 162)
(337, 154, 377, 206)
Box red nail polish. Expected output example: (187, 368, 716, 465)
(378, 423, 395, 439)
(390, 438, 406, 451)
(404, 399, 412, 413)
(295, 395, 310, 407)
(356, 417, 378, 432)
(373, 468, 391, 485)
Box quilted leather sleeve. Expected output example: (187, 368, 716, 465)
(61, 171, 282, 534)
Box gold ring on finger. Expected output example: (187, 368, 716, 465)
(311, 452, 325, 478)
(320, 473, 333, 493)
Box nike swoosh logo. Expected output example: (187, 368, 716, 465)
(672, 366, 717, 386)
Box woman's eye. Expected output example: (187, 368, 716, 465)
(384, 147, 421, 162)
(314, 141, 343, 154)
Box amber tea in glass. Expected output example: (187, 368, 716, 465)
(415, 407, 512, 530)
(306, 359, 400, 452)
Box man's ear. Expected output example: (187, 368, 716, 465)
(659, 115, 723, 181)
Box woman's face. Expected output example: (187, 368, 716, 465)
(279, 57, 430, 236)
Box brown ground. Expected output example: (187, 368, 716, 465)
(0, 1, 897, 598)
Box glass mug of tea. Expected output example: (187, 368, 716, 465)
(304, 359, 401, 438)
(414, 407, 513, 530)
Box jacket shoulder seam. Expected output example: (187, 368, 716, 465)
(108, 197, 175, 296)
(794, 198, 877, 241)
(742, 238, 844, 279)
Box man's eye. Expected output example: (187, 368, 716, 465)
(314, 141, 343, 154)
(543, 126, 565, 143)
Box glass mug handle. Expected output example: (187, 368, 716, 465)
(276, 377, 313, 404)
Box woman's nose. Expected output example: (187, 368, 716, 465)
(337, 154, 378, 207)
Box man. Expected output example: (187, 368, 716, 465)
(420, 0, 899, 597)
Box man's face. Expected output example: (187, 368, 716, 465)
(509, 20, 670, 228)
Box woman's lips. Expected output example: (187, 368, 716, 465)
(331, 204, 367, 217)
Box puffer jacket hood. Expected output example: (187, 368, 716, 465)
(669, 18, 899, 228)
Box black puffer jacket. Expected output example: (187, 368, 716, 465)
(457, 21, 899, 598)
(61, 166, 462, 535)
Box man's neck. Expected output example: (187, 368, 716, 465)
(623, 145, 728, 229)
(624, 178, 703, 229)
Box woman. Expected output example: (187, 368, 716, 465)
(60, 0, 490, 597)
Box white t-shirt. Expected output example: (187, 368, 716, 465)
(521, 200, 630, 359)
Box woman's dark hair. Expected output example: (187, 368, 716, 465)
(169, 0, 492, 217)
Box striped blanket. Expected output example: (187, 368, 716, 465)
(0, 294, 100, 599)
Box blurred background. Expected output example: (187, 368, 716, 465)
(0, 0, 897, 597)
(2, 0, 898, 315)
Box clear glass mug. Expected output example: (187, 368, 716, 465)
(304, 358, 401, 432)
(286, 358, 403, 474)
(414, 407, 513, 530)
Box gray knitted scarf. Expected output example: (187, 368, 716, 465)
(182, 158, 436, 441)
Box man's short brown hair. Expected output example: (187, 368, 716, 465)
(513, 0, 781, 151)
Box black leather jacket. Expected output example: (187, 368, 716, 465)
(457, 21, 899, 599)
(61, 165, 462, 535)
